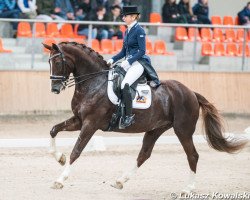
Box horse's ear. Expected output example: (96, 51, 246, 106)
(42, 43, 52, 51)
(52, 43, 59, 51)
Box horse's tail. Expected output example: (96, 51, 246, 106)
(195, 92, 248, 153)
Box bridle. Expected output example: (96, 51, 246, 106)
(48, 46, 68, 83)
(48, 45, 112, 89)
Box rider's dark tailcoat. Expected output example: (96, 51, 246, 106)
(112, 22, 161, 86)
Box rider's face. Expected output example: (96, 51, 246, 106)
(122, 14, 136, 25)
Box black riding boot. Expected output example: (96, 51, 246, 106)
(120, 83, 135, 129)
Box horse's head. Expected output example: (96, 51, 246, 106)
(43, 43, 72, 94)
(43, 41, 110, 94)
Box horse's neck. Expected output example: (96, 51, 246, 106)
(74, 69, 108, 94)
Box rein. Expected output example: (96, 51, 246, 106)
(66, 70, 111, 88)
(49, 48, 112, 88)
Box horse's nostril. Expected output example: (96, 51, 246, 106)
(51, 88, 60, 94)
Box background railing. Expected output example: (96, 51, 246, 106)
(0, 18, 249, 72)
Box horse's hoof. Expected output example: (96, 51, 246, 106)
(111, 181, 123, 190)
(58, 154, 66, 166)
(51, 181, 64, 189)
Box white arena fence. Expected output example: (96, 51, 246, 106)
(0, 18, 250, 71)
(0, 131, 249, 150)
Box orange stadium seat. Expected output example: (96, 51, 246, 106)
(72, 38, 85, 44)
(154, 40, 174, 55)
(200, 28, 212, 42)
(91, 39, 102, 53)
(188, 28, 201, 41)
(34, 22, 46, 37)
(175, 27, 188, 41)
(43, 38, 57, 53)
(238, 44, 250, 57)
(74, 24, 79, 35)
(236, 29, 248, 42)
(114, 39, 123, 53)
(225, 29, 236, 42)
(59, 38, 70, 43)
(213, 28, 224, 42)
(150, 12, 162, 23)
(120, 25, 126, 36)
(73, 24, 86, 39)
(0, 38, 12, 53)
(211, 16, 222, 25)
(46, 23, 60, 38)
(235, 16, 239, 25)
(201, 43, 213, 56)
(223, 16, 234, 25)
(226, 43, 237, 56)
(214, 43, 225, 56)
(60, 24, 75, 38)
(101, 39, 114, 54)
(17, 22, 32, 37)
(146, 40, 153, 54)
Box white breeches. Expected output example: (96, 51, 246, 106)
(121, 61, 144, 89)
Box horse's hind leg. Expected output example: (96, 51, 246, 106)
(49, 116, 81, 166)
(174, 124, 199, 194)
(111, 126, 167, 189)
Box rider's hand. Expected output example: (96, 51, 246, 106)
(121, 60, 130, 70)
(107, 59, 114, 67)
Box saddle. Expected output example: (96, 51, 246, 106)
(112, 65, 147, 101)
(107, 64, 151, 131)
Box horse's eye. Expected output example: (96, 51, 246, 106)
(55, 61, 62, 65)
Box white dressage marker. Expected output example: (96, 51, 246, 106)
(245, 127, 250, 134)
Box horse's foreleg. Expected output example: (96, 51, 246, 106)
(50, 116, 82, 138)
(111, 127, 166, 190)
(52, 122, 96, 189)
(49, 116, 81, 166)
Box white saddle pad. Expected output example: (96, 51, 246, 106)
(107, 70, 152, 109)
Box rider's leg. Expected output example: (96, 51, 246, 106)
(120, 83, 134, 128)
(121, 61, 144, 89)
(120, 61, 144, 128)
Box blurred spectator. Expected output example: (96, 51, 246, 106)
(0, 0, 20, 34)
(93, 6, 109, 40)
(54, 0, 75, 20)
(162, 0, 185, 23)
(70, 0, 79, 15)
(36, 0, 52, 20)
(105, 5, 123, 39)
(178, 0, 197, 24)
(192, 0, 211, 24)
(122, 0, 131, 6)
(92, 0, 109, 12)
(74, 0, 92, 20)
(110, 0, 122, 7)
(110, 0, 130, 7)
(77, 8, 97, 39)
(238, 2, 250, 25)
(36, 0, 64, 21)
(78, 6, 108, 40)
(18, 0, 37, 19)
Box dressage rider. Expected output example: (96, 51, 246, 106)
(107, 5, 161, 129)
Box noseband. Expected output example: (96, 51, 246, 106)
(49, 47, 68, 82)
(48, 44, 113, 89)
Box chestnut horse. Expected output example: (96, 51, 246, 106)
(43, 42, 247, 193)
